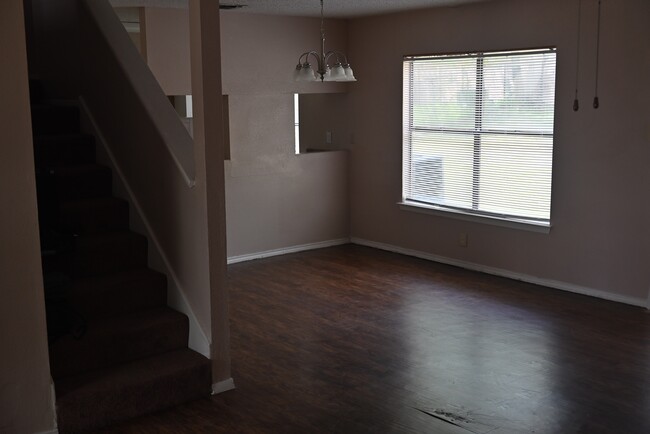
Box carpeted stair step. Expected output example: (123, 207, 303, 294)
(50, 307, 190, 380)
(36, 164, 112, 238)
(42, 230, 148, 277)
(38, 164, 112, 202)
(42, 272, 85, 345)
(59, 197, 129, 235)
(31, 102, 80, 135)
(33, 133, 96, 168)
(55, 348, 211, 433)
(68, 268, 167, 319)
(71, 230, 148, 277)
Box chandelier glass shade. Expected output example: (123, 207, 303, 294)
(293, 0, 356, 82)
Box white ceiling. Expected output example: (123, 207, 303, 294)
(109, 0, 493, 18)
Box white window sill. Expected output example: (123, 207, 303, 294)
(398, 201, 551, 234)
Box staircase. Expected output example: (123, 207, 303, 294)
(30, 80, 211, 433)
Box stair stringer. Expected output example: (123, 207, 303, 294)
(79, 97, 211, 358)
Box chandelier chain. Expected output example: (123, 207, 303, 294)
(320, 0, 324, 40)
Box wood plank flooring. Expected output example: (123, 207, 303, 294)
(96, 244, 650, 433)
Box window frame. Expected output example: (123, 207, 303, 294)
(401, 47, 557, 232)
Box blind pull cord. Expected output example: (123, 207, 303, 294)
(593, 0, 602, 109)
(573, 0, 582, 111)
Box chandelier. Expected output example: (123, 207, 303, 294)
(293, 0, 357, 82)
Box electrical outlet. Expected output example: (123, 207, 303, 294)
(326, 131, 332, 144)
(459, 232, 468, 247)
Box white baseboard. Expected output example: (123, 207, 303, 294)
(351, 237, 647, 308)
(80, 98, 211, 358)
(227, 238, 350, 264)
(212, 378, 235, 395)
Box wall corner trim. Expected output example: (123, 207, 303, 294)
(212, 378, 235, 395)
(227, 238, 351, 264)
(350, 237, 647, 308)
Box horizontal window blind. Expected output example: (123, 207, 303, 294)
(403, 48, 557, 223)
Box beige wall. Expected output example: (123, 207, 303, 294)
(225, 93, 349, 258)
(220, 12, 352, 257)
(220, 13, 349, 95)
(144, 9, 350, 97)
(145, 7, 192, 95)
(140, 9, 352, 258)
(0, 0, 56, 432)
(348, 0, 650, 302)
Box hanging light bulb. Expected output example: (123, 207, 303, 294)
(329, 63, 347, 81)
(292, 0, 357, 83)
(295, 63, 318, 82)
(344, 65, 356, 81)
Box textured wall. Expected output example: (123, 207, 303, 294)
(219, 12, 352, 258)
(142, 9, 352, 258)
(145, 7, 192, 95)
(348, 0, 650, 302)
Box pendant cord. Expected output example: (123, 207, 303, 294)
(573, 0, 582, 111)
(593, 0, 602, 109)
(320, 0, 324, 41)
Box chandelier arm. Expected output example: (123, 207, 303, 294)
(305, 51, 324, 70)
(304, 51, 326, 81)
(325, 51, 349, 65)
(297, 51, 316, 65)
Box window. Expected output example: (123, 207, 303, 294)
(402, 48, 557, 228)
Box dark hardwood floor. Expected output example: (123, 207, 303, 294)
(96, 244, 650, 433)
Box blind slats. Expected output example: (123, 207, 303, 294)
(403, 49, 557, 223)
